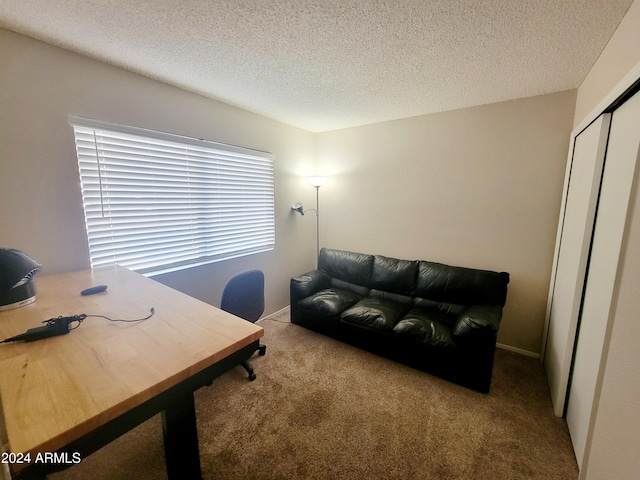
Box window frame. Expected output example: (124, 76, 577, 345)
(70, 116, 275, 276)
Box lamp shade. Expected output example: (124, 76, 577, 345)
(291, 202, 305, 215)
(307, 176, 327, 187)
(0, 248, 41, 311)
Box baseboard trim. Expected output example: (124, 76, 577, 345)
(497, 343, 540, 359)
(259, 306, 290, 322)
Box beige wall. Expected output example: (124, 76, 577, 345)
(571, 0, 640, 478)
(573, 0, 640, 128)
(0, 28, 317, 315)
(0, 27, 576, 355)
(583, 153, 640, 479)
(2, 1, 639, 474)
(316, 91, 576, 354)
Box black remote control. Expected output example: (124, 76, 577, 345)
(81, 285, 108, 295)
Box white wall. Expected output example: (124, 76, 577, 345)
(0, 28, 317, 315)
(570, 0, 640, 478)
(315, 91, 576, 354)
(581, 140, 640, 479)
(0, 27, 577, 356)
(573, 0, 640, 127)
(3, 1, 639, 474)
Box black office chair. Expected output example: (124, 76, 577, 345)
(220, 269, 266, 381)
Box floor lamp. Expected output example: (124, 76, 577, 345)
(292, 176, 327, 258)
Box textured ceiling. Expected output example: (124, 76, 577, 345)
(0, 0, 634, 132)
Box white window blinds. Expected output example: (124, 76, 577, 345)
(71, 117, 275, 275)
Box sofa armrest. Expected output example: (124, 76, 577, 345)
(290, 270, 331, 303)
(290, 270, 332, 325)
(452, 304, 503, 339)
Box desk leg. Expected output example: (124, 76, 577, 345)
(161, 392, 202, 480)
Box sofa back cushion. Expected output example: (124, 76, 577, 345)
(415, 261, 510, 306)
(319, 248, 374, 288)
(370, 255, 418, 296)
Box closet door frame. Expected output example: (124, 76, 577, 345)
(567, 89, 640, 469)
(541, 61, 640, 418)
(542, 114, 610, 418)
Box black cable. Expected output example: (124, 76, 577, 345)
(262, 316, 290, 324)
(84, 307, 155, 323)
(1, 308, 155, 343)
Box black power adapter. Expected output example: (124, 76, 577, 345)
(1, 315, 86, 343)
(1, 309, 154, 344)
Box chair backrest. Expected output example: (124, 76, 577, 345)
(220, 269, 265, 323)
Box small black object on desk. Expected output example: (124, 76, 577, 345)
(81, 285, 108, 296)
(1, 315, 85, 343)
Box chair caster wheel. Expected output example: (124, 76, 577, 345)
(258, 345, 266, 356)
(248, 373, 257, 381)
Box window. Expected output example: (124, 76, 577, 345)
(71, 117, 275, 275)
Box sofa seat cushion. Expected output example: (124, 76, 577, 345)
(393, 308, 457, 349)
(340, 297, 411, 332)
(298, 288, 363, 317)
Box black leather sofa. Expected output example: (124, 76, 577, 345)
(290, 248, 510, 392)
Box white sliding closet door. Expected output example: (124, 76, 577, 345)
(544, 114, 610, 417)
(566, 89, 640, 468)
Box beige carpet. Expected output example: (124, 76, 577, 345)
(52, 309, 578, 480)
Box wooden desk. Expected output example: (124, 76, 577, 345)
(0, 266, 263, 479)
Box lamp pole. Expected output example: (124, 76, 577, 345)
(314, 185, 320, 258)
(292, 176, 327, 264)
(307, 176, 327, 258)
